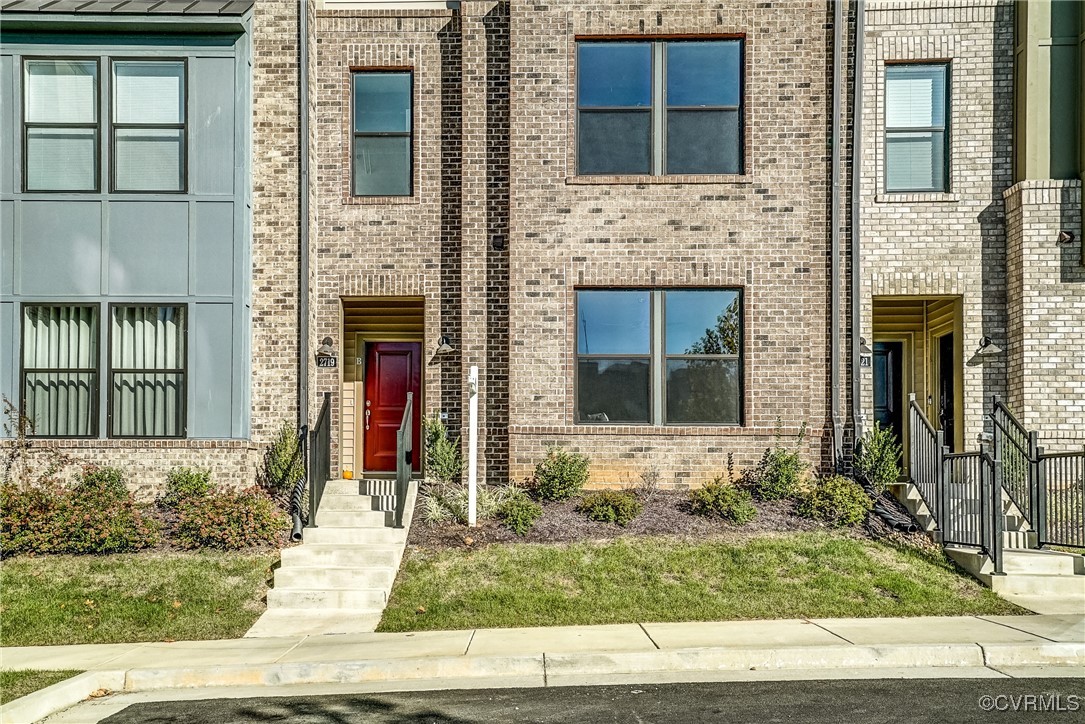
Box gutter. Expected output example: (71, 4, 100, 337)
(851, 0, 866, 450)
(299, 0, 310, 432)
(829, 0, 844, 468)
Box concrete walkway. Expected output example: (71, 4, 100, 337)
(4, 614, 1084, 723)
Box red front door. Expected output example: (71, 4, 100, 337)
(363, 342, 422, 472)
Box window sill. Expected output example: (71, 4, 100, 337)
(342, 194, 420, 206)
(509, 424, 797, 437)
(566, 174, 753, 186)
(875, 192, 958, 204)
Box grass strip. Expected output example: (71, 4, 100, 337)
(0, 669, 83, 704)
(0, 551, 277, 647)
(379, 532, 1023, 632)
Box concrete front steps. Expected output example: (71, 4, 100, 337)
(890, 480, 1085, 614)
(245, 478, 417, 638)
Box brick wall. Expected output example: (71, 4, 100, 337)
(857, 0, 1014, 448)
(1004, 179, 1085, 449)
(506, 1, 837, 487)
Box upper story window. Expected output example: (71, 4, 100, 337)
(352, 71, 412, 196)
(22, 57, 186, 193)
(576, 289, 743, 425)
(885, 64, 949, 193)
(576, 39, 743, 176)
(23, 59, 100, 192)
(112, 61, 186, 192)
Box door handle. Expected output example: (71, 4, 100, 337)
(365, 408, 371, 431)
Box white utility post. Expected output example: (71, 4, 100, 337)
(467, 365, 479, 527)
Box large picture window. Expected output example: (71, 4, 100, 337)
(885, 64, 949, 192)
(352, 71, 412, 196)
(21, 305, 100, 437)
(576, 289, 742, 425)
(577, 39, 743, 176)
(109, 305, 187, 438)
(112, 60, 186, 192)
(23, 59, 100, 192)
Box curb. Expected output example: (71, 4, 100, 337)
(0, 671, 124, 724)
(5, 642, 1083, 723)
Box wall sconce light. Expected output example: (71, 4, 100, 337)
(975, 336, 1003, 356)
(316, 337, 335, 357)
(491, 234, 507, 251)
(1057, 230, 1076, 245)
(435, 335, 455, 354)
(859, 337, 873, 355)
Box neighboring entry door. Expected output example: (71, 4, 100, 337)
(873, 342, 904, 449)
(937, 333, 955, 453)
(363, 342, 422, 472)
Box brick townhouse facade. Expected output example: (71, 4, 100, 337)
(3, 0, 1082, 495)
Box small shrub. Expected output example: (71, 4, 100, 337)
(689, 477, 757, 525)
(497, 488, 543, 536)
(533, 447, 590, 501)
(796, 474, 872, 527)
(855, 422, 903, 493)
(161, 467, 212, 510)
(576, 490, 643, 527)
(262, 422, 305, 500)
(423, 414, 464, 485)
(742, 422, 810, 501)
(419, 484, 511, 525)
(1, 472, 159, 555)
(175, 486, 286, 550)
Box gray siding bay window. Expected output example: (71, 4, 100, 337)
(576, 289, 743, 425)
(577, 39, 743, 176)
(885, 64, 949, 192)
(352, 71, 412, 196)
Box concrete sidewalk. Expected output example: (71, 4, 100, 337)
(4, 614, 1084, 723)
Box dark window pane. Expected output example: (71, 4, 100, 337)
(353, 135, 411, 196)
(578, 359, 650, 423)
(665, 110, 740, 174)
(578, 111, 651, 175)
(666, 41, 741, 107)
(577, 43, 652, 108)
(664, 290, 741, 355)
(886, 131, 945, 191)
(666, 359, 740, 424)
(24, 372, 97, 436)
(354, 73, 412, 133)
(577, 290, 650, 355)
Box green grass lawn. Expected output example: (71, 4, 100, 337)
(0, 669, 83, 704)
(0, 551, 278, 647)
(378, 532, 1024, 632)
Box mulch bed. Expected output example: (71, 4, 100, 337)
(406, 486, 935, 552)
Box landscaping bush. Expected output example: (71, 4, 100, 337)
(533, 447, 589, 501)
(855, 422, 903, 494)
(796, 474, 872, 527)
(175, 486, 286, 550)
(423, 414, 464, 485)
(1, 468, 160, 555)
(160, 467, 212, 510)
(689, 477, 757, 525)
(742, 423, 810, 501)
(262, 422, 305, 500)
(576, 490, 643, 527)
(497, 488, 543, 536)
(420, 484, 516, 525)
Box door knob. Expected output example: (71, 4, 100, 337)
(365, 408, 371, 431)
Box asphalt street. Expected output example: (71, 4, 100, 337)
(98, 678, 1085, 724)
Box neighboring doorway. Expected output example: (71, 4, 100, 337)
(936, 333, 955, 453)
(873, 341, 904, 450)
(362, 341, 422, 473)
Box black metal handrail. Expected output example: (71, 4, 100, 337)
(991, 395, 1037, 526)
(1038, 447, 1085, 548)
(308, 392, 331, 528)
(394, 391, 413, 529)
(908, 393, 945, 529)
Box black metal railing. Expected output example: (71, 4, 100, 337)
(308, 392, 331, 528)
(393, 391, 413, 529)
(991, 396, 1037, 525)
(909, 394, 945, 527)
(1039, 447, 1085, 548)
(288, 423, 309, 541)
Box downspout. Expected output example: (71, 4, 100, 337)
(295, 0, 311, 538)
(851, 0, 866, 454)
(830, 0, 844, 469)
